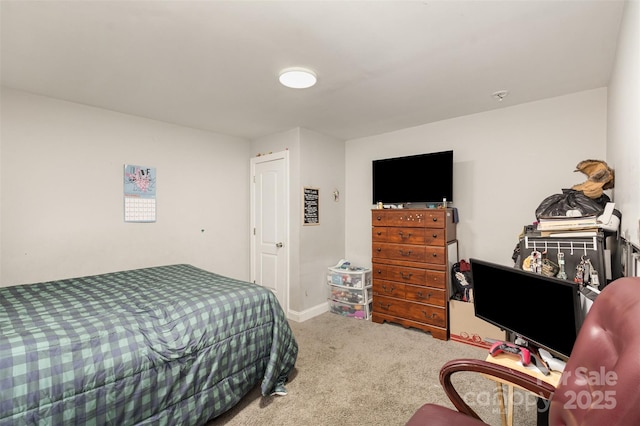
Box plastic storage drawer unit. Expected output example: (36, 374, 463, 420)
(330, 286, 373, 304)
(327, 267, 372, 289)
(327, 265, 373, 320)
(329, 299, 373, 320)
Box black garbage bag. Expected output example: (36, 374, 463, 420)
(535, 189, 610, 219)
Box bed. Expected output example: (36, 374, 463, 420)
(0, 264, 298, 425)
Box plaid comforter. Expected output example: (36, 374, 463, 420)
(0, 264, 298, 425)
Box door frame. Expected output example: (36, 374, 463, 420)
(250, 150, 291, 315)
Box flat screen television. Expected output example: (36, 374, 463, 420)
(372, 150, 453, 204)
(470, 258, 582, 359)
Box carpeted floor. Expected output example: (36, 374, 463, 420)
(210, 312, 540, 425)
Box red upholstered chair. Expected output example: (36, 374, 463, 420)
(406, 277, 640, 426)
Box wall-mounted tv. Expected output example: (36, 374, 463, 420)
(372, 150, 453, 204)
(470, 258, 582, 359)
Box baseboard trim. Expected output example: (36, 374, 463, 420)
(287, 301, 329, 322)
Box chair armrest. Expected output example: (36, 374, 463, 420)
(439, 358, 557, 420)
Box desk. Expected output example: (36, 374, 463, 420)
(485, 353, 561, 426)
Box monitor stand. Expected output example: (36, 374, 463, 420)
(513, 338, 552, 425)
(506, 337, 552, 376)
(537, 397, 550, 426)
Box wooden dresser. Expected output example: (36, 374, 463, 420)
(371, 208, 457, 340)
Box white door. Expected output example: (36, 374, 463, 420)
(250, 151, 289, 313)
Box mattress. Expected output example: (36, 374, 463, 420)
(0, 264, 298, 425)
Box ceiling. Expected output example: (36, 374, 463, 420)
(0, 1, 625, 141)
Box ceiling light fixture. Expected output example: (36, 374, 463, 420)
(492, 90, 509, 102)
(279, 68, 317, 89)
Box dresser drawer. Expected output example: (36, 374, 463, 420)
(372, 227, 426, 244)
(405, 301, 446, 327)
(423, 247, 447, 265)
(374, 296, 446, 327)
(422, 229, 446, 246)
(424, 270, 447, 289)
(373, 243, 428, 262)
(372, 263, 426, 285)
(404, 285, 445, 306)
(372, 227, 446, 246)
(373, 279, 406, 298)
(372, 210, 446, 228)
(372, 227, 445, 246)
(373, 243, 446, 265)
(373, 263, 446, 288)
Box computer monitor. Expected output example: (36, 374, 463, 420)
(470, 258, 582, 359)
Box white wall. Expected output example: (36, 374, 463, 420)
(607, 0, 640, 247)
(1, 88, 250, 286)
(345, 88, 608, 268)
(298, 128, 345, 311)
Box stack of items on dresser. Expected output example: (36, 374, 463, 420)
(534, 159, 619, 237)
(515, 160, 621, 290)
(536, 213, 599, 237)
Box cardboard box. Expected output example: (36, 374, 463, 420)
(449, 299, 506, 349)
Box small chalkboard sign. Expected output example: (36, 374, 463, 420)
(303, 187, 319, 225)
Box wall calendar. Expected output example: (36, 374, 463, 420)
(124, 164, 156, 222)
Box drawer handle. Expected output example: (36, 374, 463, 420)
(432, 233, 438, 238)
(400, 272, 413, 279)
(432, 253, 438, 257)
(376, 269, 383, 275)
(432, 217, 438, 222)
(398, 231, 412, 239)
(417, 291, 432, 300)
(377, 216, 382, 221)
(376, 247, 382, 252)
(399, 249, 413, 257)
(422, 311, 438, 319)
(381, 284, 395, 293)
(376, 231, 382, 236)
(378, 303, 392, 310)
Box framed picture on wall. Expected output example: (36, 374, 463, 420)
(303, 187, 319, 226)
